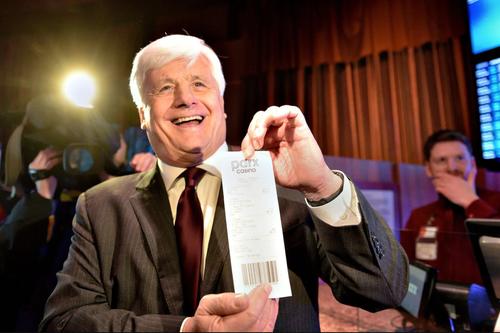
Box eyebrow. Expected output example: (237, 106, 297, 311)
(433, 153, 466, 160)
(155, 77, 176, 85)
(190, 75, 208, 81)
(155, 74, 207, 84)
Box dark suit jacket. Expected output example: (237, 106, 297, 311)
(40, 167, 408, 332)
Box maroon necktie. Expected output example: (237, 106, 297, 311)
(175, 167, 206, 315)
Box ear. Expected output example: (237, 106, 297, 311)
(425, 162, 432, 178)
(220, 94, 225, 108)
(138, 107, 147, 130)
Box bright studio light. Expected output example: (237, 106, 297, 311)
(62, 71, 96, 108)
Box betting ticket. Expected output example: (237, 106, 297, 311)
(204, 151, 292, 298)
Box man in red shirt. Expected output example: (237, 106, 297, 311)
(402, 129, 500, 285)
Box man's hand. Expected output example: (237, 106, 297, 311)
(29, 147, 61, 200)
(431, 167, 479, 208)
(182, 284, 279, 332)
(129, 152, 156, 172)
(241, 105, 342, 201)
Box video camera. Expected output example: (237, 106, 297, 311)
(21, 95, 120, 178)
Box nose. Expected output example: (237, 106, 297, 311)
(446, 158, 458, 172)
(173, 84, 197, 109)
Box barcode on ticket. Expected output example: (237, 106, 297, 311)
(241, 260, 278, 286)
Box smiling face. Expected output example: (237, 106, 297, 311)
(139, 55, 226, 167)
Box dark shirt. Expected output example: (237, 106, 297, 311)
(0, 191, 77, 331)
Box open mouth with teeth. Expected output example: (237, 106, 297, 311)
(172, 115, 205, 126)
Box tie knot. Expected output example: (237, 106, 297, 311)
(184, 167, 205, 188)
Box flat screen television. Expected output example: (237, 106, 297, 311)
(399, 261, 437, 319)
(466, 0, 500, 171)
(468, 0, 500, 55)
(465, 218, 500, 311)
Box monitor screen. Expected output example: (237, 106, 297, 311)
(478, 236, 500, 299)
(465, 218, 500, 310)
(468, 0, 500, 55)
(400, 262, 437, 318)
(473, 58, 500, 162)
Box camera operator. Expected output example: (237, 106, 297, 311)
(0, 96, 153, 331)
(0, 147, 63, 331)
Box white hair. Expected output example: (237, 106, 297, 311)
(129, 34, 226, 110)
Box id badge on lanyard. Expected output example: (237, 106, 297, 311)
(415, 225, 438, 261)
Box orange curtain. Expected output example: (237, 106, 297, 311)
(236, 0, 470, 164)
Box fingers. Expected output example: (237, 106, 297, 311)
(196, 292, 249, 317)
(130, 153, 156, 172)
(241, 105, 301, 159)
(257, 297, 279, 332)
(222, 284, 275, 331)
(246, 283, 273, 313)
(30, 147, 62, 170)
(187, 286, 277, 332)
(252, 106, 300, 148)
(241, 134, 255, 159)
(467, 165, 477, 185)
(112, 135, 128, 167)
(187, 292, 250, 332)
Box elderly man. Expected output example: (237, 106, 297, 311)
(40, 34, 408, 332)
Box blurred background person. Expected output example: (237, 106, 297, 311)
(401, 129, 500, 285)
(111, 126, 156, 175)
(0, 95, 154, 331)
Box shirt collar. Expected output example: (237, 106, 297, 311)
(158, 142, 228, 190)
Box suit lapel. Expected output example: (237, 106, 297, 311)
(129, 167, 184, 315)
(200, 189, 233, 296)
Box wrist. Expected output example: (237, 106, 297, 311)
(29, 168, 52, 182)
(304, 170, 344, 203)
(462, 194, 480, 209)
(35, 176, 57, 200)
